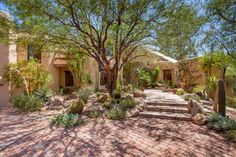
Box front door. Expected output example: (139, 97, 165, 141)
(64, 71, 74, 86)
(163, 70, 172, 81)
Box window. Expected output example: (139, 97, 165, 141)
(65, 71, 74, 86)
(27, 44, 41, 62)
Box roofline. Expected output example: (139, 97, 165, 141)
(145, 48, 178, 63)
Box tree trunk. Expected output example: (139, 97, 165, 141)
(105, 68, 118, 94)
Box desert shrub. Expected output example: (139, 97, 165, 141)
(119, 99, 136, 110)
(51, 113, 82, 128)
(3, 59, 51, 95)
(193, 85, 208, 99)
(182, 94, 201, 102)
(69, 100, 84, 114)
(106, 108, 126, 120)
(11, 94, 43, 112)
(225, 130, 236, 142)
(102, 101, 112, 109)
(33, 86, 53, 102)
(164, 81, 174, 88)
(111, 98, 117, 104)
(96, 91, 101, 97)
(193, 85, 205, 94)
(207, 113, 236, 131)
(206, 76, 217, 91)
(176, 89, 186, 96)
(89, 110, 102, 118)
(208, 113, 236, 142)
(136, 68, 151, 88)
(77, 88, 93, 103)
(112, 89, 121, 99)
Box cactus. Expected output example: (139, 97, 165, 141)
(69, 99, 84, 114)
(217, 79, 226, 117)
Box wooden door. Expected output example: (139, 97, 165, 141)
(163, 70, 172, 81)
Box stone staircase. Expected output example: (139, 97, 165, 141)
(139, 89, 192, 121)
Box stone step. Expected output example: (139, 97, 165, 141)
(146, 101, 187, 107)
(139, 111, 192, 121)
(146, 105, 189, 113)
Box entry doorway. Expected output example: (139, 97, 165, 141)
(163, 70, 172, 81)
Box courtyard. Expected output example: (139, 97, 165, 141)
(1, 109, 236, 157)
(1, 89, 236, 157)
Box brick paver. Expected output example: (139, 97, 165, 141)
(0, 109, 236, 157)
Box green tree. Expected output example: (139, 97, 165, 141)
(3, 0, 168, 94)
(205, 0, 236, 59)
(154, 2, 205, 59)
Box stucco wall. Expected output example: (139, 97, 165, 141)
(0, 43, 10, 107)
(0, 40, 17, 107)
(41, 52, 60, 90)
(123, 52, 176, 84)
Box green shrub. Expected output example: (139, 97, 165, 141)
(225, 130, 236, 142)
(106, 108, 126, 120)
(112, 89, 121, 99)
(111, 98, 117, 104)
(176, 89, 186, 96)
(89, 110, 102, 118)
(69, 100, 84, 114)
(182, 94, 201, 102)
(208, 113, 236, 131)
(33, 86, 53, 102)
(206, 76, 217, 92)
(96, 92, 101, 97)
(119, 99, 136, 110)
(102, 101, 112, 109)
(11, 94, 43, 112)
(208, 113, 236, 142)
(77, 88, 93, 103)
(3, 59, 52, 95)
(51, 113, 82, 128)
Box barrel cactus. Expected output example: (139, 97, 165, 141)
(69, 99, 84, 114)
(218, 79, 226, 117)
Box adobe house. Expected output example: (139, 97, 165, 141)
(123, 48, 177, 85)
(176, 57, 235, 105)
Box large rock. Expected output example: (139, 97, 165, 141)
(134, 98, 147, 111)
(187, 99, 205, 116)
(126, 108, 139, 118)
(47, 95, 65, 110)
(192, 113, 208, 125)
(133, 90, 146, 98)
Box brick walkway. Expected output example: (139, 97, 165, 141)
(0, 109, 236, 157)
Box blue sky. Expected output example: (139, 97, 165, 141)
(0, 0, 210, 56)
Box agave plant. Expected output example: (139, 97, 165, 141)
(33, 86, 53, 102)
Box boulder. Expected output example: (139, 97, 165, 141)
(187, 99, 205, 116)
(47, 96, 65, 110)
(134, 98, 147, 111)
(133, 90, 146, 98)
(192, 113, 208, 125)
(126, 108, 139, 118)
